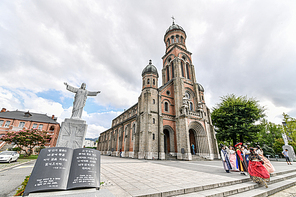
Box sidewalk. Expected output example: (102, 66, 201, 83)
(100, 155, 295, 197)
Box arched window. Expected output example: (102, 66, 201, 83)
(167, 38, 170, 45)
(176, 35, 179, 43)
(189, 102, 193, 111)
(181, 61, 185, 77)
(166, 66, 170, 82)
(171, 36, 174, 44)
(171, 62, 174, 78)
(164, 102, 169, 112)
(147, 78, 150, 84)
(153, 79, 155, 85)
(132, 124, 136, 140)
(153, 118, 155, 124)
(181, 36, 184, 43)
(153, 133, 155, 140)
(153, 99, 155, 104)
(186, 63, 190, 79)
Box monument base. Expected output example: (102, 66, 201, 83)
(28, 188, 114, 197)
(56, 118, 88, 149)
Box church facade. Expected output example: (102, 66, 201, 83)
(97, 22, 219, 160)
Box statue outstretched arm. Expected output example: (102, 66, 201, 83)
(64, 82, 78, 93)
(87, 91, 101, 96)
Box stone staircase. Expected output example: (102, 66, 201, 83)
(165, 154, 177, 160)
(192, 155, 209, 161)
(171, 169, 296, 197)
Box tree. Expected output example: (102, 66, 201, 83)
(0, 128, 51, 156)
(211, 94, 265, 146)
(256, 119, 283, 150)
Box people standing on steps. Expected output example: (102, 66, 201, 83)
(248, 147, 270, 188)
(235, 142, 248, 175)
(220, 144, 232, 173)
(243, 145, 250, 167)
(282, 149, 292, 165)
(229, 146, 238, 171)
(256, 145, 275, 173)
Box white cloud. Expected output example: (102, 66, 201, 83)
(1, 0, 296, 137)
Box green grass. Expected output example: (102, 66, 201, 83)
(19, 154, 38, 159)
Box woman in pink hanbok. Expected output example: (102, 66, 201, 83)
(229, 146, 238, 171)
(256, 145, 275, 174)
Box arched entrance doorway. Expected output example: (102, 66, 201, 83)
(188, 121, 210, 157)
(189, 129, 196, 155)
(163, 129, 170, 153)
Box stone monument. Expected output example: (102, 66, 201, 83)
(282, 133, 296, 161)
(56, 83, 100, 149)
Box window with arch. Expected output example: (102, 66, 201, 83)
(186, 63, 190, 79)
(176, 35, 179, 43)
(181, 61, 185, 77)
(153, 99, 155, 104)
(171, 62, 174, 78)
(152, 133, 155, 140)
(171, 36, 174, 44)
(167, 38, 170, 46)
(189, 102, 193, 111)
(132, 124, 136, 140)
(153, 118, 155, 124)
(181, 36, 184, 43)
(164, 102, 169, 112)
(166, 66, 170, 82)
(153, 79, 155, 85)
(147, 78, 150, 84)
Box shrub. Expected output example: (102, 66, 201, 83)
(15, 175, 30, 196)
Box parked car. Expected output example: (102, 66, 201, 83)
(0, 151, 19, 163)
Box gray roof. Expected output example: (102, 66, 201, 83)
(196, 83, 204, 92)
(165, 22, 186, 37)
(0, 110, 59, 124)
(142, 60, 158, 77)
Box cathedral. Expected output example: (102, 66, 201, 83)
(97, 22, 219, 160)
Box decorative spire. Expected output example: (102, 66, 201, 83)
(171, 16, 175, 25)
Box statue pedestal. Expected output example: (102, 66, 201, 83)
(56, 118, 88, 149)
(283, 145, 296, 161)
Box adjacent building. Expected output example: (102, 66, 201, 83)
(0, 108, 60, 148)
(97, 22, 219, 160)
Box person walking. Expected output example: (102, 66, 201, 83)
(282, 149, 292, 165)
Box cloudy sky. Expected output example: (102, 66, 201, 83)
(1, 0, 295, 138)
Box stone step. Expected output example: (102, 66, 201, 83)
(229, 177, 296, 197)
(174, 170, 296, 197)
(192, 155, 208, 161)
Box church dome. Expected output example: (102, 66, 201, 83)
(165, 22, 186, 37)
(196, 83, 204, 92)
(142, 60, 158, 77)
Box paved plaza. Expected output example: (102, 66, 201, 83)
(100, 155, 296, 197)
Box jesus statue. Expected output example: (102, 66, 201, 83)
(64, 82, 100, 119)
